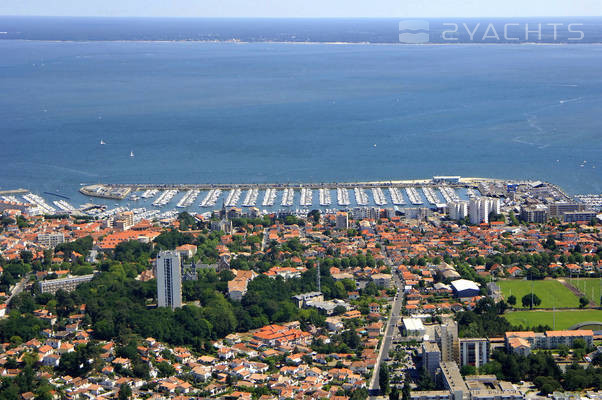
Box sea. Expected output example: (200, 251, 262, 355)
(0, 16, 601, 211)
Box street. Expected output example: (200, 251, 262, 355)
(369, 270, 404, 397)
(4, 275, 28, 311)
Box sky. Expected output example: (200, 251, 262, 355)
(0, 0, 601, 18)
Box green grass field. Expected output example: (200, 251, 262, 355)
(570, 278, 602, 306)
(504, 310, 602, 330)
(498, 279, 579, 308)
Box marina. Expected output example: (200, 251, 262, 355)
(1, 195, 20, 203)
(48, 177, 527, 216)
(319, 188, 331, 206)
(405, 187, 423, 205)
(300, 187, 313, 207)
(575, 194, 602, 212)
(242, 188, 259, 207)
(422, 187, 440, 205)
(6, 177, 584, 225)
(53, 200, 76, 212)
(354, 187, 369, 206)
(23, 193, 56, 214)
(281, 188, 294, 207)
(439, 186, 460, 203)
(372, 187, 387, 206)
(200, 189, 222, 207)
(152, 189, 178, 207)
(337, 188, 350, 206)
(388, 187, 405, 205)
(176, 189, 200, 208)
(224, 188, 242, 207)
(141, 189, 159, 199)
(262, 188, 277, 206)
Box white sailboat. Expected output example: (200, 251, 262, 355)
(130, 151, 135, 157)
(100, 139, 106, 145)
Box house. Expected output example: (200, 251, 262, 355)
(41, 353, 60, 367)
(176, 244, 197, 259)
(507, 266, 522, 277)
(191, 365, 212, 381)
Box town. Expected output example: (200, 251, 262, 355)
(0, 178, 601, 400)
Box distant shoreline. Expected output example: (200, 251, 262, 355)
(2, 39, 602, 46)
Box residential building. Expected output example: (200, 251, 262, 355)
(371, 273, 392, 288)
(39, 274, 95, 294)
(435, 320, 460, 364)
(37, 232, 65, 248)
(292, 292, 324, 308)
(422, 341, 441, 377)
(351, 207, 379, 220)
(505, 330, 594, 354)
(548, 202, 586, 217)
(113, 211, 134, 231)
(440, 362, 468, 400)
(156, 251, 182, 309)
(563, 211, 597, 223)
(459, 338, 488, 368)
(468, 197, 500, 225)
(521, 205, 548, 223)
(335, 211, 349, 230)
(447, 201, 468, 221)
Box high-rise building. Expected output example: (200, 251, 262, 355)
(436, 320, 460, 364)
(488, 197, 501, 215)
(335, 211, 349, 229)
(459, 338, 488, 367)
(156, 251, 182, 309)
(468, 197, 500, 225)
(422, 341, 442, 377)
(469, 198, 488, 225)
(447, 201, 468, 220)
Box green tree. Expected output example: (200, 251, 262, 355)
(579, 296, 589, 308)
(156, 361, 176, 378)
(402, 376, 411, 400)
(379, 364, 390, 395)
(307, 209, 321, 224)
(521, 293, 541, 309)
(460, 364, 476, 376)
(389, 386, 400, 400)
(118, 383, 132, 400)
(507, 295, 516, 306)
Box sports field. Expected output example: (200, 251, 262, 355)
(498, 279, 579, 308)
(569, 278, 602, 306)
(504, 310, 602, 330)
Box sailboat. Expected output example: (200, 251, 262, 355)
(130, 151, 135, 158)
(100, 139, 106, 145)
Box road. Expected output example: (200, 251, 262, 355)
(5, 275, 28, 309)
(369, 270, 404, 397)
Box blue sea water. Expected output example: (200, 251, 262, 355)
(0, 17, 601, 204)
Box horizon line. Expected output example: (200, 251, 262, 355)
(1, 15, 601, 19)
